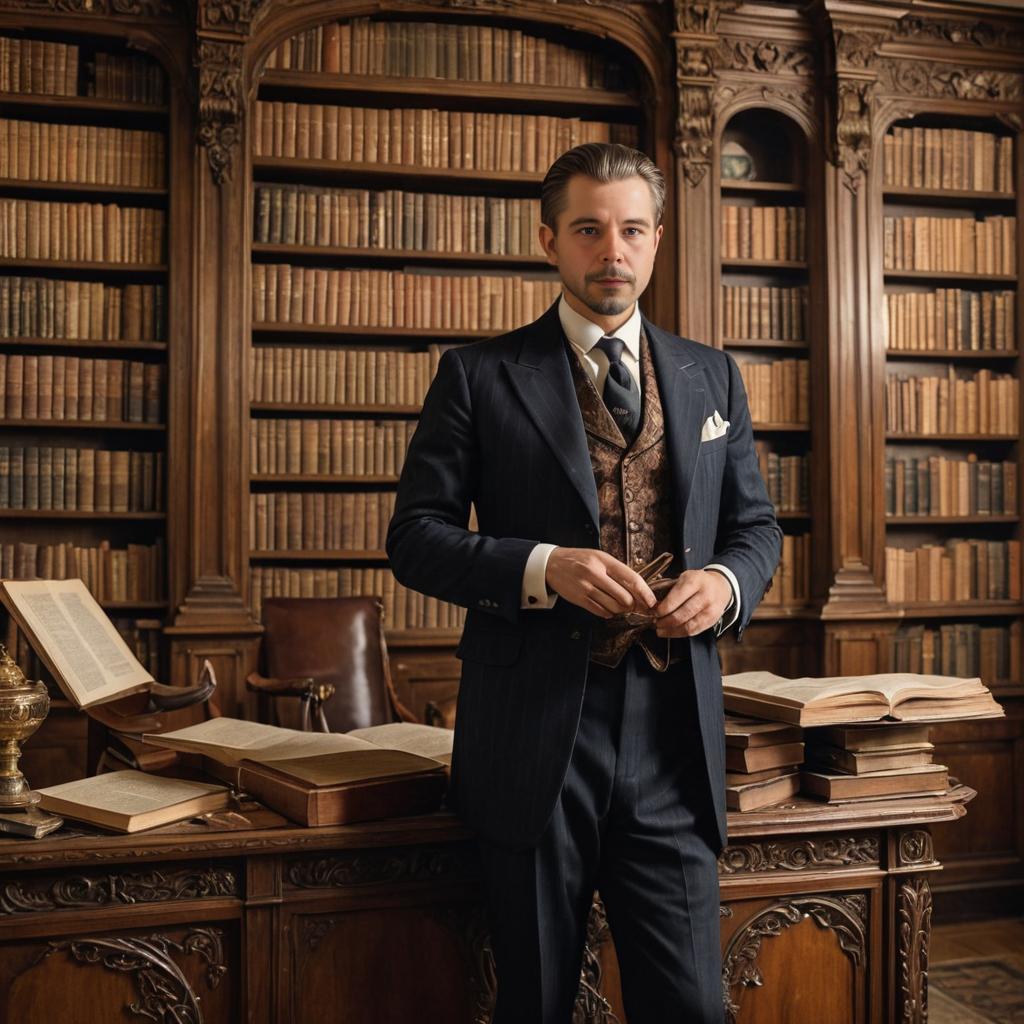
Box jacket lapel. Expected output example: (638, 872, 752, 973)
(643, 315, 707, 520)
(502, 302, 600, 530)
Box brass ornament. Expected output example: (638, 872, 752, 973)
(0, 644, 49, 808)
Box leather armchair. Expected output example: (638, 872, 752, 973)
(247, 596, 416, 732)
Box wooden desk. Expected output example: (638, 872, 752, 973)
(0, 784, 974, 1024)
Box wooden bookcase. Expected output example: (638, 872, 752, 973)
(0, 27, 172, 785)
(245, 15, 647, 719)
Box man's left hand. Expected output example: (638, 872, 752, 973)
(653, 569, 732, 638)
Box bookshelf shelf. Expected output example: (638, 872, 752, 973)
(251, 401, 421, 415)
(887, 515, 1020, 525)
(723, 338, 808, 351)
(882, 186, 1014, 207)
(0, 92, 168, 118)
(253, 157, 546, 195)
(251, 474, 399, 484)
(0, 179, 167, 200)
(721, 257, 808, 272)
(751, 605, 819, 620)
(0, 337, 167, 353)
(0, 510, 165, 520)
(894, 602, 1024, 619)
(386, 628, 463, 646)
(886, 349, 1019, 361)
(258, 70, 638, 117)
(0, 258, 167, 276)
(251, 242, 548, 269)
(251, 322, 491, 341)
(886, 433, 1017, 442)
(100, 600, 168, 611)
(0, 419, 164, 430)
(883, 269, 1017, 284)
(752, 422, 810, 432)
(720, 180, 803, 196)
(250, 550, 388, 561)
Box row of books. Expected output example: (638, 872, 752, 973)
(253, 101, 637, 171)
(882, 127, 1014, 194)
(720, 205, 806, 262)
(885, 288, 1015, 352)
(0, 119, 166, 188)
(736, 358, 810, 425)
(254, 185, 541, 256)
(250, 418, 416, 476)
(722, 284, 807, 342)
(882, 215, 1016, 275)
(0, 199, 165, 264)
(0, 446, 164, 511)
(885, 454, 1017, 518)
(885, 539, 1021, 603)
(250, 491, 396, 551)
(753, 444, 808, 514)
(249, 566, 465, 628)
(893, 621, 1021, 686)
(0, 354, 163, 423)
(264, 18, 630, 89)
(0, 278, 165, 341)
(0, 539, 165, 603)
(761, 533, 811, 606)
(0, 36, 165, 103)
(250, 346, 442, 407)
(885, 368, 1019, 435)
(251, 264, 561, 330)
(4, 615, 162, 684)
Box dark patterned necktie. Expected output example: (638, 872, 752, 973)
(595, 335, 641, 444)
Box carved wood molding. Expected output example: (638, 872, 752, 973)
(718, 835, 879, 875)
(672, 0, 740, 187)
(896, 830, 935, 868)
(574, 897, 621, 1024)
(1, 866, 237, 915)
(39, 927, 226, 1023)
(722, 893, 867, 1023)
(714, 81, 815, 136)
(0, 0, 174, 17)
(715, 36, 813, 78)
(285, 843, 478, 889)
(897, 875, 932, 1024)
(892, 14, 1024, 53)
(875, 58, 1024, 103)
(195, 38, 245, 186)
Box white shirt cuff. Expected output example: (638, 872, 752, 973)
(705, 562, 740, 636)
(521, 543, 559, 609)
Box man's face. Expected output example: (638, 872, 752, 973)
(539, 174, 663, 319)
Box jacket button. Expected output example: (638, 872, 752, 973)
(570, 629, 582, 640)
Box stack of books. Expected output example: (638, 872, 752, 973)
(724, 716, 804, 811)
(801, 723, 947, 804)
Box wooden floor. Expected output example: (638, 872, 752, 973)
(928, 916, 1024, 1024)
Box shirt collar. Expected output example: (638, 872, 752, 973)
(558, 293, 641, 362)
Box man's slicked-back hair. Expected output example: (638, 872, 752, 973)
(541, 142, 666, 232)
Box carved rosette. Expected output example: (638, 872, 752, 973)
(672, 0, 740, 186)
(41, 927, 226, 1023)
(195, 39, 245, 186)
(719, 835, 879, 875)
(896, 830, 935, 868)
(722, 894, 867, 1023)
(1, 866, 238, 915)
(897, 876, 932, 1024)
(285, 843, 477, 889)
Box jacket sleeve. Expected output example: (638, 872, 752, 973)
(708, 350, 784, 641)
(386, 347, 536, 626)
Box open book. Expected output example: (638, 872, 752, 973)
(37, 770, 228, 833)
(722, 670, 1005, 726)
(0, 578, 153, 708)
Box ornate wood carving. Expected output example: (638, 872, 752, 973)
(719, 835, 879, 875)
(897, 876, 932, 1024)
(198, 0, 267, 34)
(0, 0, 173, 17)
(195, 39, 245, 186)
(574, 897, 621, 1024)
(40, 927, 226, 1023)
(722, 893, 867, 1023)
(431, 904, 496, 1024)
(892, 15, 1024, 52)
(715, 37, 812, 77)
(301, 916, 337, 952)
(896, 830, 935, 868)
(1, 866, 237, 915)
(672, 0, 740, 186)
(285, 843, 477, 889)
(876, 60, 1024, 103)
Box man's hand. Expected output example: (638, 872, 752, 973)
(653, 569, 732, 637)
(545, 548, 657, 619)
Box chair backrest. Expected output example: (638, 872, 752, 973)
(259, 596, 403, 732)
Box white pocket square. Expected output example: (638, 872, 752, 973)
(700, 409, 730, 442)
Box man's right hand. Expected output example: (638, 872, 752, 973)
(545, 548, 657, 619)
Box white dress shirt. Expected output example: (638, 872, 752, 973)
(519, 295, 741, 638)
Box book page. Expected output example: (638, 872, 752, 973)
(0, 579, 153, 707)
(37, 770, 224, 814)
(251, 748, 442, 786)
(349, 722, 454, 763)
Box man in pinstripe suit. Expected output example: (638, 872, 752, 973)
(387, 143, 782, 1023)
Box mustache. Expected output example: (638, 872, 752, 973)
(587, 270, 635, 284)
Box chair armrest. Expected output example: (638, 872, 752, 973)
(246, 671, 327, 698)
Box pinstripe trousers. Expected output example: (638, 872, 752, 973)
(478, 643, 725, 1024)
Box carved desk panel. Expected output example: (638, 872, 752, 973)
(0, 786, 973, 1024)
